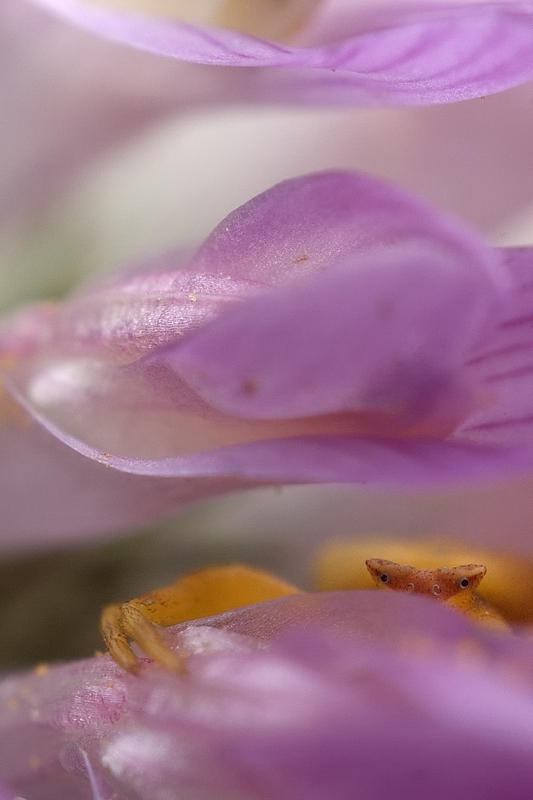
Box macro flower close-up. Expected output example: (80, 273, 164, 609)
(6, 591, 533, 800)
(3, 168, 533, 546)
(29, 0, 533, 105)
(3, 1, 533, 799)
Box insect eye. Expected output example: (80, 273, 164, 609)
(460, 578, 470, 589)
(380, 573, 389, 583)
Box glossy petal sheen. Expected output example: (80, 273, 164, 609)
(32, 0, 533, 105)
(2, 593, 533, 799)
(3, 172, 533, 546)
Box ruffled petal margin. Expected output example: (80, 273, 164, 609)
(32, 0, 533, 105)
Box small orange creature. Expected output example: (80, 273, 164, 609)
(100, 564, 301, 674)
(102, 543, 517, 674)
(365, 557, 507, 628)
(315, 538, 533, 623)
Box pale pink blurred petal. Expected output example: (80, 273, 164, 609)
(0, 0, 250, 229)
(31, 0, 533, 105)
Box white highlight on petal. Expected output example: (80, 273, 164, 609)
(177, 625, 257, 655)
(101, 730, 183, 779)
(29, 360, 101, 407)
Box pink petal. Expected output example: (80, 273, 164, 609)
(4, 392, 533, 548)
(0, 0, 249, 228)
(32, 0, 533, 104)
(456, 247, 533, 446)
(2, 592, 533, 799)
(160, 171, 507, 422)
(3, 172, 533, 546)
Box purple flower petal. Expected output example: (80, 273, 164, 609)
(2, 592, 533, 799)
(32, 0, 533, 105)
(455, 247, 533, 446)
(0, 782, 16, 800)
(6, 384, 533, 547)
(0, 407, 277, 549)
(4, 171, 533, 544)
(170, 172, 505, 421)
(6, 172, 509, 431)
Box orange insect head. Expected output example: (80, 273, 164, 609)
(365, 558, 487, 601)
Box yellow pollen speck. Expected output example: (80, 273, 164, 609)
(188, 293, 198, 302)
(29, 755, 42, 770)
(34, 663, 49, 676)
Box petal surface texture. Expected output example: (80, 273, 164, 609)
(3, 172, 533, 545)
(3, 592, 533, 798)
(31, 0, 533, 104)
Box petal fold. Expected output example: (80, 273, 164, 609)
(456, 247, 533, 446)
(3, 173, 533, 546)
(3, 592, 533, 799)
(32, 0, 533, 104)
(162, 171, 507, 422)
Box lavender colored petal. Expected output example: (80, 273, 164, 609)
(456, 247, 533, 446)
(6, 384, 533, 547)
(0, 655, 136, 800)
(1, 173, 507, 454)
(117, 607, 533, 800)
(175, 589, 477, 645)
(223, 645, 533, 800)
(164, 172, 507, 421)
(0, 414, 263, 550)
(32, 0, 533, 105)
(0, 0, 250, 229)
(4, 172, 533, 544)
(35, 256, 265, 363)
(0, 782, 16, 800)
(187, 170, 505, 287)
(3, 593, 533, 799)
